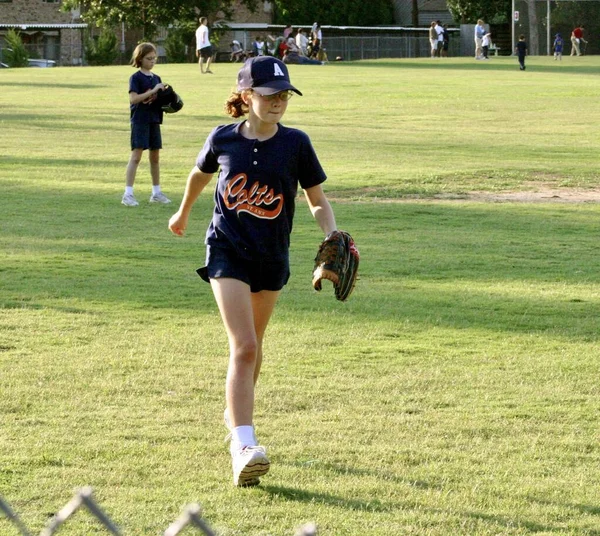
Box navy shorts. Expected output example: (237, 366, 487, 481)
(197, 246, 290, 293)
(131, 122, 162, 151)
(199, 46, 213, 59)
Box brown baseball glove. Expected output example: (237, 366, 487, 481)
(312, 230, 360, 301)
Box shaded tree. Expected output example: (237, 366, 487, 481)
(62, 0, 259, 40)
(412, 0, 419, 27)
(526, 0, 539, 55)
(85, 28, 119, 65)
(271, 0, 394, 26)
(4, 29, 29, 67)
(446, 0, 510, 24)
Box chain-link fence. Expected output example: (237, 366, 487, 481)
(0, 488, 317, 535)
(322, 34, 461, 60)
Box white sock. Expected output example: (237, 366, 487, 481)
(230, 425, 257, 451)
(152, 185, 161, 195)
(125, 186, 134, 195)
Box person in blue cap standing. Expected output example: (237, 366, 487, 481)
(168, 57, 339, 487)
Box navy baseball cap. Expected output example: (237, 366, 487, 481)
(237, 56, 302, 96)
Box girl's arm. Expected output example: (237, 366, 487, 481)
(304, 184, 337, 237)
(168, 166, 214, 236)
(129, 83, 165, 105)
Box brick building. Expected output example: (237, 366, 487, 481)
(0, 0, 273, 66)
(0, 0, 86, 65)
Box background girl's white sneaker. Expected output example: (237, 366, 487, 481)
(149, 192, 171, 204)
(232, 445, 270, 487)
(121, 193, 139, 206)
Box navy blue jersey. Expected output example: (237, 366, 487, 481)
(129, 70, 163, 124)
(516, 41, 527, 57)
(197, 122, 327, 260)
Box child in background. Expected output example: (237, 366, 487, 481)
(516, 34, 528, 71)
(123, 42, 171, 206)
(168, 57, 339, 487)
(481, 32, 492, 59)
(553, 33, 564, 61)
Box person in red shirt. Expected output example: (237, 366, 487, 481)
(570, 25, 587, 56)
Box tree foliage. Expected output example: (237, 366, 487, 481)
(85, 28, 119, 65)
(62, 0, 259, 40)
(446, 0, 510, 24)
(271, 0, 394, 26)
(4, 29, 29, 67)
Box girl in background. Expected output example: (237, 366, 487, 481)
(123, 42, 171, 206)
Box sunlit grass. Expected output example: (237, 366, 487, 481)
(1, 57, 599, 535)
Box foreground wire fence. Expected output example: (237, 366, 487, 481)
(0, 487, 317, 535)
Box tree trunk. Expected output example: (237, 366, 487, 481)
(412, 0, 419, 27)
(527, 0, 539, 55)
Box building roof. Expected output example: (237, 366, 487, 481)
(0, 23, 87, 29)
(420, 0, 450, 10)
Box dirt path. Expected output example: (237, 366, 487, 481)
(329, 187, 600, 204)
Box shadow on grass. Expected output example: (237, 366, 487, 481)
(340, 58, 600, 75)
(0, 155, 122, 169)
(286, 459, 440, 491)
(0, 81, 105, 89)
(261, 484, 393, 513)
(2, 188, 600, 342)
(461, 508, 600, 535)
(261, 482, 600, 534)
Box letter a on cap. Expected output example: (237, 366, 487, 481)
(273, 63, 285, 77)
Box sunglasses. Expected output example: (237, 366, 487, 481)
(253, 90, 294, 102)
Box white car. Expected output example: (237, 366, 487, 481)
(28, 58, 56, 67)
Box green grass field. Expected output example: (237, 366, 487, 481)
(1, 56, 600, 535)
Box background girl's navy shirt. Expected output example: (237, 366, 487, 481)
(197, 122, 327, 261)
(129, 71, 163, 124)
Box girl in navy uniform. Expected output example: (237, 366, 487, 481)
(123, 42, 171, 206)
(168, 56, 338, 486)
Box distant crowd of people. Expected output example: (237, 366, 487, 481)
(229, 23, 328, 65)
(471, 18, 588, 71)
(428, 20, 450, 58)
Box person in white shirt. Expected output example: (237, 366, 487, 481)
(252, 36, 266, 56)
(435, 21, 444, 58)
(195, 16, 213, 74)
(296, 28, 309, 56)
(481, 32, 491, 59)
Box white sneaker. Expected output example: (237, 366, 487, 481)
(121, 193, 139, 206)
(149, 192, 171, 204)
(232, 445, 270, 487)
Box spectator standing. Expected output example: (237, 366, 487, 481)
(253, 36, 266, 57)
(310, 22, 322, 59)
(195, 17, 213, 74)
(474, 19, 486, 59)
(296, 28, 309, 56)
(283, 25, 293, 39)
(515, 34, 527, 70)
(570, 25, 586, 56)
(429, 21, 438, 58)
(435, 21, 444, 58)
(553, 33, 564, 61)
(442, 24, 450, 57)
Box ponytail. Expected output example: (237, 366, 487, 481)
(224, 91, 248, 118)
